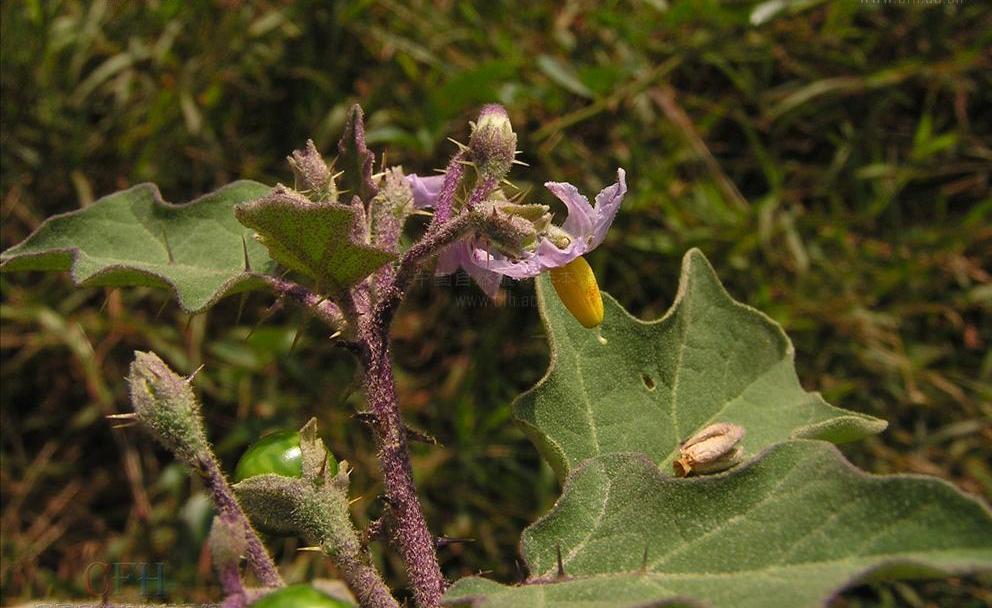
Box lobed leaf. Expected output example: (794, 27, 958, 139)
(0, 181, 276, 312)
(516, 248, 886, 481)
(445, 441, 992, 608)
(233, 186, 396, 293)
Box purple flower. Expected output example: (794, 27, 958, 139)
(407, 173, 445, 209)
(404, 168, 627, 297)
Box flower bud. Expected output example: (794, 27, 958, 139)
(288, 140, 335, 202)
(370, 167, 414, 253)
(674, 422, 745, 477)
(471, 200, 544, 256)
(469, 104, 517, 182)
(127, 351, 210, 466)
(549, 256, 604, 329)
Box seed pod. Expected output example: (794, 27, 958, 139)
(674, 422, 745, 477)
(550, 256, 604, 329)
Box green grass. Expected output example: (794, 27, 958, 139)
(2, 0, 990, 605)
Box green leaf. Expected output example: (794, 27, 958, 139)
(234, 186, 395, 293)
(444, 441, 992, 608)
(516, 249, 886, 481)
(537, 55, 595, 99)
(0, 181, 276, 313)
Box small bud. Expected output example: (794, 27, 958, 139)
(369, 167, 415, 252)
(549, 256, 604, 329)
(674, 422, 745, 477)
(288, 140, 335, 202)
(469, 104, 517, 182)
(127, 351, 209, 466)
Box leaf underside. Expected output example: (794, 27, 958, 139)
(0, 181, 276, 312)
(234, 192, 395, 293)
(444, 441, 992, 608)
(516, 248, 887, 481)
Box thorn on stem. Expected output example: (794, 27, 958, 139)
(235, 293, 248, 325)
(241, 235, 252, 272)
(154, 297, 169, 321)
(106, 413, 139, 420)
(99, 289, 114, 313)
(405, 426, 441, 446)
(290, 324, 305, 353)
(186, 364, 205, 383)
(556, 542, 566, 579)
(641, 544, 649, 574)
(436, 536, 475, 548)
(248, 298, 284, 338)
(354, 411, 377, 426)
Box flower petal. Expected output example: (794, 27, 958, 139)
(476, 238, 582, 279)
(435, 241, 465, 275)
(590, 168, 627, 248)
(464, 258, 504, 297)
(545, 181, 595, 239)
(406, 173, 445, 209)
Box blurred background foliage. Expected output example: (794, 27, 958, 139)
(1, 0, 990, 605)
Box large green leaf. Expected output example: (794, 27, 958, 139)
(516, 248, 886, 480)
(234, 186, 395, 293)
(0, 181, 276, 312)
(445, 441, 992, 608)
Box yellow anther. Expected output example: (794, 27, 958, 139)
(549, 256, 604, 329)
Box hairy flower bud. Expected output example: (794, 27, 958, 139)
(674, 422, 745, 477)
(469, 104, 517, 182)
(127, 351, 210, 466)
(550, 256, 604, 329)
(288, 140, 335, 202)
(370, 167, 415, 253)
(471, 200, 544, 256)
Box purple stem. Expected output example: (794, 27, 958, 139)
(200, 456, 284, 588)
(218, 562, 247, 608)
(325, 532, 400, 608)
(357, 322, 445, 608)
(374, 212, 475, 328)
(266, 276, 346, 331)
(428, 150, 467, 229)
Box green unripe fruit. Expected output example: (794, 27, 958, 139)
(234, 430, 337, 482)
(251, 584, 354, 608)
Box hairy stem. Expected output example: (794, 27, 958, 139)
(266, 276, 346, 331)
(375, 211, 475, 328)
(314, 494, 400, 608)
(200, 456, 284, 588)
(428, 150, 466, 228)
(358, 323, 445, 608)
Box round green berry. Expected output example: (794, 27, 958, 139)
(250, 584, 354, 608)
(234, 430, 337, 482)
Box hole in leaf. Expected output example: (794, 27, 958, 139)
(641, 373, 655, 391)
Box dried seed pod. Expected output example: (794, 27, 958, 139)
(674, 422, 745, 477)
